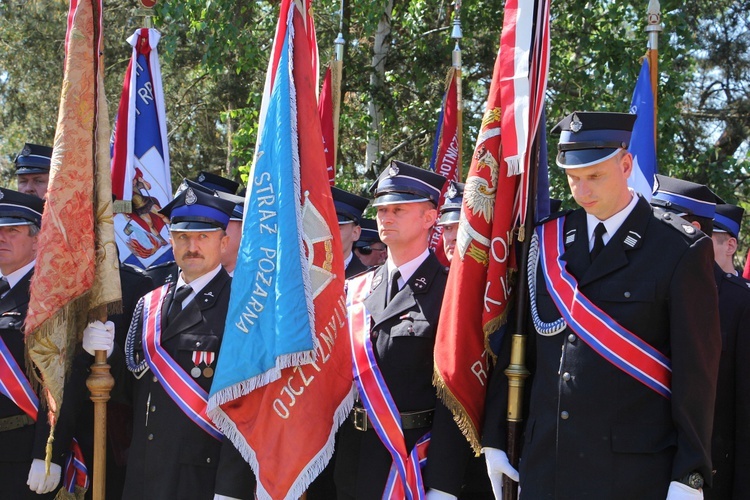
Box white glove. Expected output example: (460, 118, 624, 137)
(27, 458, 62, 494)
(82, 320, 115, 357)
(666, 481, 703, 499)
(425, 489, 457, 500)
(483, 447, 519, 499)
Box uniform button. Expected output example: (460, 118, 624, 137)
(624, 291, 631, 298)
(147, 434, 154, 441)
(562, 372, 571, 381)
(150, 405, 156, 413)
(195, 341, 201, 347)
(560, 411, 569, 420)
(152, 376, 158, 383)
(206, 457, 211, 464)
(726, 273, 733, 278)
(567, 334, 577, 343)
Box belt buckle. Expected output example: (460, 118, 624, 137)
(353, 407, 368, 431)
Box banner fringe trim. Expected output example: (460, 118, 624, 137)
(433, 369, 481, 454)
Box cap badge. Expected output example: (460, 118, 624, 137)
(388, 164, 400, 177)
(198, 173, 206, 183)
(570, 113, 583, 133)
(447, 183, 458, 199)
(0, 191, 4, 201)
(21, 145, 31, 156)
(185, 187, 198, 205)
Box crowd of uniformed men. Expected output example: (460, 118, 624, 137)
(0, 110, 747, 500)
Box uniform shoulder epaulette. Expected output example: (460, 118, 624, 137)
(146, 260, 176, 271)
(652, 207, 705, 242)
(121, 262, 148, 276)
(724, 272, 750, 293)
(347, 267, 374, 280)
(536, 208, 573, 226)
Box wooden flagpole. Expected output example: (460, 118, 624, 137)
(451, 1, 463, 182)
(646, 0, 662, 146)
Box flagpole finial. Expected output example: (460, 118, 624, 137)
(646, 0, 662, 33)
(335, 32, 345, 61)
(451, 0, 463, 41)
(137, 0, 156, 29)
(645, 0, 662, 50)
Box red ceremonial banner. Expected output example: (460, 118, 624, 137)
(318, 66, 336, 185)
(433, 45, 521, 452)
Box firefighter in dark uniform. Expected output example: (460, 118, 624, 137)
(13, 143, 52, 199)
(86, 185, 255, 499)
(331, 186, 370, 279)
(707, 201, 750, 499)
(436, 181, 463, 263)
(0, 189, 68, 498)
(353, 218, 387, 268)
(335, 160, 472, 500)
(435, 181, 493, 500)
(145, 172, 240, 288)
(482, 112, 721, 499)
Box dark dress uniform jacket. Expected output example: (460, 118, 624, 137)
(0, 271, 70, 499)
(335, 252, 471, 498)
(706, 266, 750, 499)
(121, 269, 255, 500)
(345, 252, 368, 279)
(483, 197, 721, 499)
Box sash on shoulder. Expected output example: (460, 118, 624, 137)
(347, 274, 430, 500)
(0, 335, 39, 420)
(141, 285, 223, 440)
(538, 217, 672, 399)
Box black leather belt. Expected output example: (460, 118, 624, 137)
(0, 414, 34, 432)
(351, 406, 434, 432)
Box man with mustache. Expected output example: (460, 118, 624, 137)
(86, 184, 255, 499)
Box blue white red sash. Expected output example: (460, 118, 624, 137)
(0, 335, 39, 420)
(63, 438, 89, 493)
(347, 273, 430, 500)
(142, 285, 223, 440)
(538, 217, 672, 398)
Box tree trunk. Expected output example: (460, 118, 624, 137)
(365, 0, 394, 176)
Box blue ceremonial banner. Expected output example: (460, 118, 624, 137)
(207, 4, 351, 497)
(211, 20, 315, 393)
(627, 58, 657, 200)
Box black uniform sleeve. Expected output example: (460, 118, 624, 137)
(423, 399, 472, 495)
(733, 296, 750, 493)
(669, 236, 721, 483)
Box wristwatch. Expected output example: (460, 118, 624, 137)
(678, 472, 704, 490)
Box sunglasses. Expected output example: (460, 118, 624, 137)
(357, 245, 387, 255)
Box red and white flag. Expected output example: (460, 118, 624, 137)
(110, 28, 173, 268)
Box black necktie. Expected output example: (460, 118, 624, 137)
(168, 285, 192, 325)
(387, 270, 401, 304)
(0, 277, 10, 297)
(591, 223, 607, 260)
